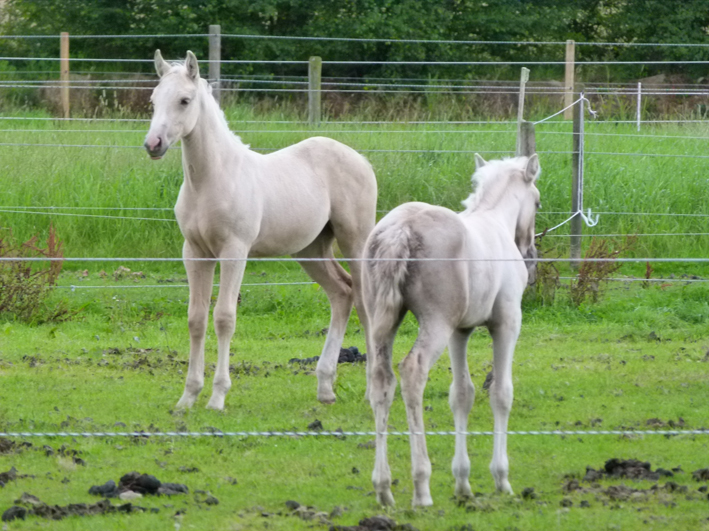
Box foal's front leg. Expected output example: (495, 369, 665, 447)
(177, 242, 216, 409)
(207, 242, 249, 410)
(448, 328, 475, 499)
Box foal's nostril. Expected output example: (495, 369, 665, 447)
(145, 136, 163, 153)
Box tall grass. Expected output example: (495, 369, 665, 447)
(0, 104, 707, 278)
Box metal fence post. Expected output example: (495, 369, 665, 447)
(570, 94, 584, 268)
(308, 56, 322, 126)
(209, 24, 221, 105)
(60, 32, 70, 118)
(564, 40, 575, 120)
(515, 67, 530, 156)
(636, 82, 642, 132)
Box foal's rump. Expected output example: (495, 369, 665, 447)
(363, 203, 469, 333)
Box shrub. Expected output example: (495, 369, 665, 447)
(569, 236, 637, 307)
(0, 224, 71, 323)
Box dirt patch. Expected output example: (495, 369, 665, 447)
(89, 471, 189, 499)
(645, 417, 686, 428)
(564, 479, 690, 502)
(692, 469, 709, 481)
(289, 346, 366, 365)
(0, 466, 34, 485)
(329, 514, 419, 530)
(563, 458, 706, 504)
(583, 458, 675, 482)
(0, 438, 33, 455)
(2, 495, 157, 522)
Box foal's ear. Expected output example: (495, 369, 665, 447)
(523, 154, 540, 182)
(185, 51, 200, 81)
(474, 153, 487, 170)
(154, 49, 171, 78)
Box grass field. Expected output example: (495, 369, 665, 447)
(1, 105, 709, 529)
(1, 104, 708, 274)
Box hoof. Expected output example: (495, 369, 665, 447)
(206, 395, 226, 410)
(318, 393, 336, 405)
(317, 383, 336, 405)
(412, 495, 433, 507)
(175, 394, 197, 410)
(454, 483, 473, 500)
(496, 481, 513, 495)
(376, 489, 395, 506)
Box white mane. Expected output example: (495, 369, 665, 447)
(461, 157, 529, 212)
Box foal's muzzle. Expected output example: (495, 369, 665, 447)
(524, 246, 538, 286)
(144, 135, 168, 160)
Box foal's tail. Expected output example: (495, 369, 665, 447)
(364, 224, 412, 336)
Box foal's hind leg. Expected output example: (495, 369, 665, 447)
(448, 328, 475, 499)
(487, 308, 521, 495)
(399, 323, 451, 506)
(368, 314, 403, 506)
(177, 242, 216, 409)
(335, 240, 372, 399)
(295, 228, 354, 404)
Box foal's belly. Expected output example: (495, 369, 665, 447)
(248, 216, 329, 257)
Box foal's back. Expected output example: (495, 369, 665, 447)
(365, 201, 524, 330)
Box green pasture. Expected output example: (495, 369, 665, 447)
(1, 269, 709, 529)
(0, 104, 708, 277)
(1, 107, 709, 529)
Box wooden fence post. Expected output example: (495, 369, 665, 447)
(517, 121, 536, 157)
(515, 67, 530, 156)
(570, 94, 584, 268)
(308, 56, 322, 126)
(60, 32, 70, 118)
(564, 40, 575, 120)
(209, 24, 221, 105)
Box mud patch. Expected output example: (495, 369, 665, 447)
(88, 471, 188, 499)
(329, 514, 420, 531)
(645, 417, 686, 428)
(0, 438, 32, 455)
(2, 496, 157, 522)
(564, 458, 705, 504)
(692, 468, 709, 481)
(0, 466, 33, 484)
(564, 479, 690, 502)
(289, 346, 366, 366)
(583, 458, 675, 482)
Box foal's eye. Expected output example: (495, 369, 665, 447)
(180, 98, 190, 106)
(536, 202, 542, 210)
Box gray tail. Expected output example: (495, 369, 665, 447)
(364, 225, 412, 337)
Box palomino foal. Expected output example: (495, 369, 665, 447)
(363, 155, 540, 506)
(144, 51, 377, 409)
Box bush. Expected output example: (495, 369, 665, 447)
(0, 224, 71, 323)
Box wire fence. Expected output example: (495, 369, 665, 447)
(1, 39, 708, 445)
(2, 429, 708, 439)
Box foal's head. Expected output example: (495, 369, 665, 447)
(512, 155, 541, 285)
(144, 50, 208, 159)
(468, 154, 541, 284)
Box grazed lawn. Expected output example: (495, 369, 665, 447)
(1, 269, 709, 530)
(1, 106, 708, 528)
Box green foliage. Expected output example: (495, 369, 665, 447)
(0, 224, 74, 323)
(3, 0, 709, 80)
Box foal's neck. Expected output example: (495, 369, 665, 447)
(181, 86, 246, 187)
(466, 192, 520, 240)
